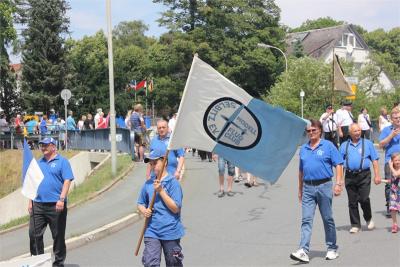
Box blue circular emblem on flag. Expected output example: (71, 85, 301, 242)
(203, 97, 262, 149)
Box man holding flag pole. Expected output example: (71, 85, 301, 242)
(22, 137, 74, 267)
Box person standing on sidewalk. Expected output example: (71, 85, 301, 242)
(213, 154, 235, 197)
(290, 119, 343, 263)
(339, 123, 381, 233)
(379, 107, 400, 217)
(28, 137, 74, 267)
(138, 150, 184, 267)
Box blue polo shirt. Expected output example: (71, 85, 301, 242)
(300, 139, 343, 180)
(35, 154, 74, 202)
(150, 134, 185, 175)
(137, 174, 184, 240)
(379, 125, 400, 163)
(339, 138, 379, 170)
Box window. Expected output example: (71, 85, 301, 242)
(341, 33, 355, 47)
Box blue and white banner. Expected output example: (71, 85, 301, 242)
(168, 56, 306, 184)
(21, 139, 44, 200)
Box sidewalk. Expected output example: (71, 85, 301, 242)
(0, 161, 148, 261)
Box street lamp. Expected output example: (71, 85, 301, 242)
(257, 43, 288, 74)
(300, 90, 305, 118)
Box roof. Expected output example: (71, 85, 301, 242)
(286, 24, 368, 59)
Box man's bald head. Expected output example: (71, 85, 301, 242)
(349, 123, 361, 141)
(157, 119, 169, 138)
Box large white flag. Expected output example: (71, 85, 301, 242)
(168, 56, 306, 184)
(21, 139, 44, 200)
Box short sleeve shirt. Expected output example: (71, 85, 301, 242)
(339, 138, 379, 170)
(35, 154, 74, 202)
(137, 174, 184, 240)
(299, 139, 343, 180)
(379, 125, 400, 163)
(150, 134, 185, 175)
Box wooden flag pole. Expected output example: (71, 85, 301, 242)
(134, 150, 170, 256)
(331, 48, 335, 107)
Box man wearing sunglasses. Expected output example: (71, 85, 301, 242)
(291, 119, 343, 263)
(28, 137, 74, 267)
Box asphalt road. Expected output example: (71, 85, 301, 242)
(65, 152, 400, 267)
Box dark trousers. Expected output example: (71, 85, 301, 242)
(384, 163, 391, 208)
(142, 237, 183, 267)
(339, 126, 350, 144)
(324, 132, 338, 149)
(345, 170, 372, 227)
(29, 202, 67, 266)
(361, 130, 371, 140)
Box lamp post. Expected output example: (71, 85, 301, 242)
(257, 43, 288, 74)
(300, 90, 305, 118)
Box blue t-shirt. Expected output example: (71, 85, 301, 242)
(339, 138, 379, 170)
(66, 116, 76, 130)
(150, 134, 185, 175)
(137, 174, 184, 240)
(39, 119, 47, 135)
(299, 139, 343, 180)
(35, 154, 74, 202)
(130, 112, 143, 132)
(379, 125, 400, 163)
(25, 120, 37, 134)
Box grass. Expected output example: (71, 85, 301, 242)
(0, 154, 133, 231)
(0, 150, 78, 199)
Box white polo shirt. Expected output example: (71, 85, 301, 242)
(320, 112, 338, 132)
(336, 108, 353, 127)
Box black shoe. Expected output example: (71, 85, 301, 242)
(217, 191, 225, 198)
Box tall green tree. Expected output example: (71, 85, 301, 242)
(0, 0, 21, 118)
(290, 17, 344, 32)
(155, 0, 285, 97)
(19, 0, 70, 113)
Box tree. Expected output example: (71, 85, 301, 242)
(266, 56, 342, 118)
(292, 39, 304, 58)
(0, 0, 21, 118)
(290, 17, 344, 32)
(19, 0, 70, 113)
(155, 0, 286, 97)
(112, 20, 156, 49)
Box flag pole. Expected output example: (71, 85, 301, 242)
(331, 48, 335, 107)
(134, 150, 170, 256)
(30, 200, 39, 255)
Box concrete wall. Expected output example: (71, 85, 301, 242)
(0, 152, 109, 226)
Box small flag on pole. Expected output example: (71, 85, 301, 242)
(168, 56, 306, 184)
(21, 139, 44, 200)
(333, 54, 354, 96)
(148, 79, 154, 93)
(135, 80, 147, 92)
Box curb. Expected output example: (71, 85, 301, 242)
(0, 162, 135, 235)
(10, 212, 142, 261)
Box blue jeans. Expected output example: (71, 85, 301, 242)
(217, 157, 235, 176)
(300, 181, 338, 253)
(142, 237, 183, 267)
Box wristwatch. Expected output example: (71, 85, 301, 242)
(59, 197, 65, 202)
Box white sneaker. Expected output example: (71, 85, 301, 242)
(325, 250, 339, 260)
(349, 227, 360, 233)
(367, 220, 375, 230)
(290, 248, 309, 263)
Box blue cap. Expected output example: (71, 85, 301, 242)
(39, 137, 57, 145)
(144, 150, 164, 163)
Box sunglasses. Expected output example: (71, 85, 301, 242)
(306, 128, 318, 133)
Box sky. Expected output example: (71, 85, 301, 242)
(67, 0, 399, 39)
(9, 0, 400, 63)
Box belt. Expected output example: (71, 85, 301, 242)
(345, 169, 370, 175)
(303, 178, 331, 186)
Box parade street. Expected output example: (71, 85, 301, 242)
(65, 152, 399, 267)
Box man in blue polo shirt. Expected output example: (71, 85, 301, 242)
(138, 149, 184, 266)
(379, 107, 400, 217)
(146, 120, 185, 180)
(28, 137, 74, 267)
(340, 123, 381, 234)
(291, 119, 343, 264)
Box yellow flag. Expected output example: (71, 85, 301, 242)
(333, 55, 354, 96)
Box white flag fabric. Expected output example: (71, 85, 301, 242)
(168, 56, 306, 183)
(21, 139, 44, 200)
